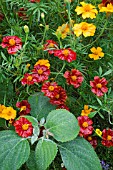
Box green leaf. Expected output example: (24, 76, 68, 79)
(44, 109, 80, 142)
(28, 93, 56, 120)
(1, 52, 8, 61)
(88, 111, 97, 118)
(0, 118, 6, 128)
(59, 137, 102, 170)
(0, 130, 30, 170)
(96, 98, 102, 106)
(35, 139, 58, 170)
(99, 66, 102, 76)
(102, 69, 112, 76)
(26, 151, 37, 170)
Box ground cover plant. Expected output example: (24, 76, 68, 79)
(0, 0, 113, 169)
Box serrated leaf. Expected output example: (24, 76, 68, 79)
(0, 130, 30, 170)
(44, 109, 80, 142)
(28, 93, 56, 120)
(35, 139, 58, 170)
(59, 137, 102, 170)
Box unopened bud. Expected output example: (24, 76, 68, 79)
(24, 25, 29, 34)
(41, 13, 45, 19)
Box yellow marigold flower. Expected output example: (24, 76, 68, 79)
(35, 59, 50, 68)
(55, 23, 70, 39)
(89, 47, 104, 60)
(99, 3, 113, 12)
(2, 107, 16, 120)
(75, 1, 98, 19)
(0, 104, 6, 118)
(95, 128, 102, 137)
(81, 105, 92, 116)
(73, 22, 96, 37)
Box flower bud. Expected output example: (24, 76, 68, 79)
(41, 13, 45, 19)
(24, 25, 29, 34)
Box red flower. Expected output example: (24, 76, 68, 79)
(43, 40, 58, 54)
(101, 129, 113, 147)
(54, 48, 76, 62)
(0, 13, 4, 22)
(57, 104, 70, 111)
(77, 116, 93, 137)
(41, 81, 58, 98)
(32, 64, 50, 83)
(21, 73, 36, 85)
(90, 76, 108, 97)
(1, 36, 22, 54)
(17, 8, 28, 20)
(50, 86, 67, 105)
(29, 0, 40, 2)
(86, 136, 98, 149)
(64, 69, 84, 88)
(16, 100, 31, 115)
(14, 117, 33, 138)
(102, 0, 113, 6)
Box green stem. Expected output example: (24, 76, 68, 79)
(55, 62, 66, 80)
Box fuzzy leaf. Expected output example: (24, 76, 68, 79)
(28, 93, 56, 120)
(35, 139, 58, 170)
(59, 137, 102, 170)
(26, 151, 37, 170)
(44, 109, 80, 142)
(0, 130, 30, 170)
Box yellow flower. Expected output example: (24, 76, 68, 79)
(89, 47, 104, 60)
(26, 63, 30, 69)
(73, 22, 96, 37)
(95, 129, 102, 137)
(81, 105, 92, 116)
(99, 3, 113, 12)
(2, 107, 16, 120)
(0, 104, 6, 118)
(55, 23, 70, 39)
(75, 1, 98, 19)
(35, 59, 50, 68)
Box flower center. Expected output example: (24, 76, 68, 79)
(84, 5, 91, 12)
(55, 94, 60, 99)
(48, 43, 54, 48)
(81, 24, 88, 31)
(9, 39, 16, 46)
(20, 106, 26, 112)
(62, 49, 69, 56)
(107, 135, 112, 141)
(96, 83, 102, 88)
(38, 69, 43, 75)
(87, 136, 92, 141)
(71, 75, 77, 81)
(82, 122, 88, 128)
(27, 76, 32, 81)
(7, 111, 12, 116)
(22, 124, 29, 130)
(48, 86, 55, 91)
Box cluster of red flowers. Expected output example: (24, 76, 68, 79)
(41, 81, 69, 109)
(101, 129, 113, 147)
(21, 64, 50, 85)
(44, 40, 77, 63)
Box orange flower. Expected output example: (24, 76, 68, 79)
(73, 22, 96, 37)
(75, 1, 98, 19)
(99, 3, 113, 12)
(89, 47, 104, 60)
(0, 104, 6, 118)
(2, 107, 16, 120)
(81, 105, 92, 116)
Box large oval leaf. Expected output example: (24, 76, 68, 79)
(59, 137, 102, 170)
(0, 130, 30, 170)
(35, 139, 58, 170)
(28, 92, 56, 120)
(44, 109, 80, 142)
